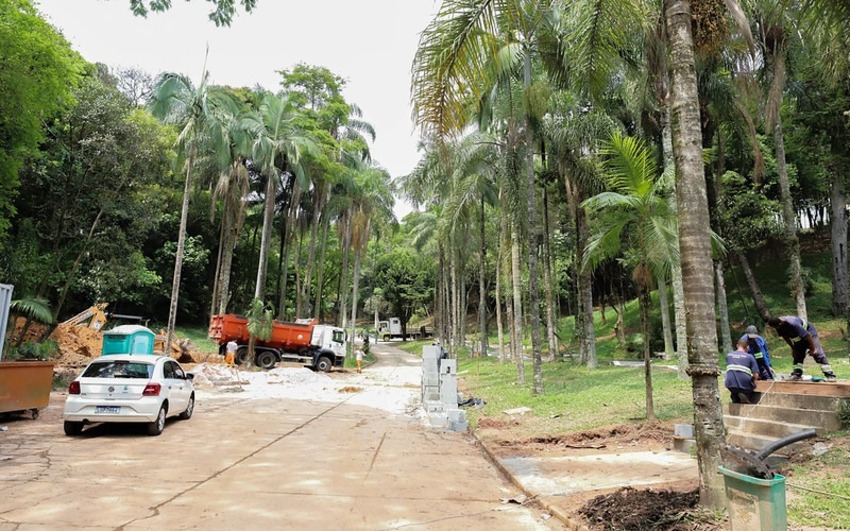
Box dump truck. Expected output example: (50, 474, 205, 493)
(377, 317, 434, 341)
(208, 314, 346, 372)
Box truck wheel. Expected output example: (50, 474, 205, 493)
(315, 356, 333, 373)
(382, 334, 390, 342)
(235, 346, 250, 365)
(255, 351, 277, 370)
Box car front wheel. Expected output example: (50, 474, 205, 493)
(63, 421, 83, 436)
(178, 394, 194, 420)
(147, 405, 167, 436)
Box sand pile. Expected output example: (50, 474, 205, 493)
(49, 325, 103, 367)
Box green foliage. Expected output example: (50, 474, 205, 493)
(128, 0, 257, 26)
(373, 247, 435, 332)
(838, 400, 850, 430)
(245, 298, 273, 341)
(10, 297, 53, 324)
(0, 0, 81, 248)
(8, 339, 58, 361)
(717, 171, 783, 252)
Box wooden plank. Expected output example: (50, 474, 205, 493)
(755, 380, 850, 398)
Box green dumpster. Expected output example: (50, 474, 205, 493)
(719, 466, 787, 531)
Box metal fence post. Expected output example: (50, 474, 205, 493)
(0, 284, 13, 361)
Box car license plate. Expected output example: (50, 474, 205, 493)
(95, 406, 120, 414)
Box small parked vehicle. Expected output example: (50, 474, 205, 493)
(63, 355, 195, 436)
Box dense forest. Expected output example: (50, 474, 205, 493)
(4, 0, 850, 508)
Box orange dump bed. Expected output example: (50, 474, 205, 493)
(209, 314, 317, 352)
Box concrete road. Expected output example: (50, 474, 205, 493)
(0, 343, 562, 530)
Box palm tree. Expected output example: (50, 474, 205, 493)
(148, 67, 232, 351)
(347, 166, 395, 353)
(242, 92, 317, 304)
(664, 0, 727, 509)
(583, 133, 679, 421)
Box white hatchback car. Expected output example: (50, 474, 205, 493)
(63, 355, 195, 436)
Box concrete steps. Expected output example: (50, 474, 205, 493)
(723, 381, 848, 455)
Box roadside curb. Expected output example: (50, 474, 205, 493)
(470, 430, 591, 531)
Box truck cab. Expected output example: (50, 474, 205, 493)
(311, 325, 346, 359)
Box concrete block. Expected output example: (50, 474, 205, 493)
(724, 415, 821, 439)
(422, 345, 443, 361)
(447, 409, 467, 423)
(427, 412, 448, 428)
(725, 404, 842, 432)
(440, 358, 457, 375)
(672, 437, 695, 454)
(674, 424, 694, 438)
(424, 399, 443, 413)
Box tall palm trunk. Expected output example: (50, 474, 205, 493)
(638, 284, 655, 420)
(542, 186, 559, 360)
(576, 201, 597, 369)
(302, 183, 327, 316)
(523, 48, 544, 395)
(736, 252, 771, 322)
(451, 248, 461, 352)
(658, 276, 675, 359)
(255, 173, 277, 300)
(338, 211, 353, 327)
(210, 220, 225, 318)
(278, 177, 301, 320)
(495, 249, 506, 363)
(716, 260, 733, 353)
(770, 53, 807, 319)
(165, 147, 195, 351)
(831, 172, 847, 317)
(478, 196, 488, 356)
(497, 202, 509, 363)
(663, 107, 689, 378)
(348, 225, 367, 357)
(313, 212, 331, 319)
(510, 219, 525, 384)
(665, 0, 725, 509)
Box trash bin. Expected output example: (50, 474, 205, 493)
(719, 466, 787, 531)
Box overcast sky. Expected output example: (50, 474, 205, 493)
(34, 0, 438, 218)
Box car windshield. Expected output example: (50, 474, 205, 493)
(82, 360, 154, 379)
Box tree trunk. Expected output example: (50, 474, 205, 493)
(313, 212, 331, 320)
(495, 247, 506, 363)
(774, 117, 807, 320)
(524, 48, 544, 395)
(511, 219, 525, 384)
(54, 206, 106, 320)
(348, 225, 366, 360)
(576, 203, 597, 369)
(165, 147, 195, 351)
(479, 195, 488, 357)
(614, 295, 626, 349)
(293, 228, 305, 317)
(302, 183, 326, 317)
(736, 252, 771, 322)
(715, 260, 733, 353)
(542, 187, 558, 361)
(831, 172, 847, 317)
(255, 172, 277, 300)
(210, 217, 225, 318)
(665, 0, 726, 509)
(639, 286, 655, 421)
(658, 276, 675, 360)
(277, 176, 300, 320)
(338, 211, 352, 328)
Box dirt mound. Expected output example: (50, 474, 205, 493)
(49, 325, 102, 367)
(579, 486, 718, 530)
(517, 422, 674, 451)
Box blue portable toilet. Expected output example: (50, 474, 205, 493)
(101, 325, 155, 355)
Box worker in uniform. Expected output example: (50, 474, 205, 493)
(740, 325, 775, 380)
(225, 339, 238, 366)
(355, 347, 364, 373)
(767, 316, 837, 382)
(725, 338, 760, 404)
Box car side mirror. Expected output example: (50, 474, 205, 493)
(186, 373, 194, 381)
